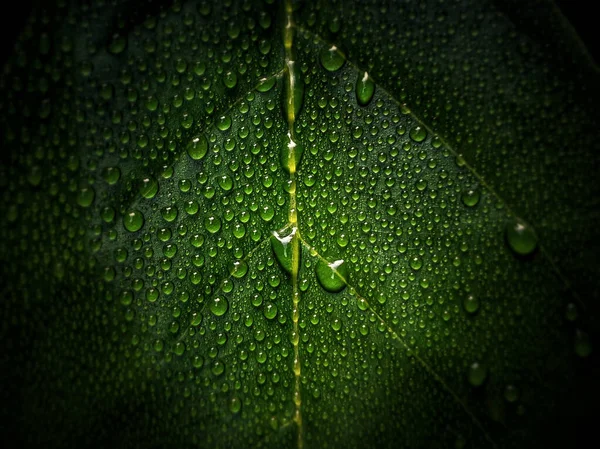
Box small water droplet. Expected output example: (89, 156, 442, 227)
(320, 45, 345, 72)
(467, 362, 487, 387)
(574, 329, 592, 357)
(505, 218, 537, 256)
(316, 253, 349, 293)
(271, 227, 297, 274)
(356, 71, 375, 106)
(187, 135, 208, 160)
(229, 260, 248, 279)
(205, 216, 222, 234)
(210, 297, 228, 317)
(463, 294, 480, 314)
(140, 176, 159, 199)
(280, 132, 303, 174)
(461, 188, 480, 207)
(504, 384, 519, 403)
(77, 186, 95, 207)
(123, 210, 144, 232)
(409, 126, 427, 142)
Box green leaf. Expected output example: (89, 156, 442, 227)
(1, 1, 599, 448)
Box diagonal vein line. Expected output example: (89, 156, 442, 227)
(294, 24, 586, 312)
(298, 235, 497, 448)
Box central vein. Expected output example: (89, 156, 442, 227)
(282, 1, 303, 447)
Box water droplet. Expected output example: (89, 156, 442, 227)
(271, 227, 297, 274)
(123, 210, 144, 232)
(161, 206, 178, 222)
(356, 71, 375, 106)
(463, 294, 480, 314)
(260, 205, 275, 222)
(217, 115, 232, 131)
(504, 384, 519, 403)
(263, 303, 278, 320)
(108, 34, 126, 54)
(229, 260, 248, 279)
(461, 188, 480, 207)
(467, 362, 487, 387)
(280, 132, 303, 174)
(205, 216, 222, 234)
(229, 397, 242, 414)
(409, 256, 422, 271)
(320, 45, 345, 72)
(187, 135, 208, 160)
(409, 126, 427, 142)
(223, 71, 237, 88)
(77, 186, 95, 207)
(505, 218, 537, 256)
(218, 174, 234, 191)
(574, 329, 592, 357)
(210, 297, 228, 317)
(257, 76, 276, 93)
(140, 176, 158, 199)
(103, 166, 121, 185)
(316, 253, 349, 293)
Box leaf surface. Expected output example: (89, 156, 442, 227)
(1, 1, 598, 448)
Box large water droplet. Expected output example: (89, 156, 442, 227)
(463, 294, 480, 314)
(187, 135, 208, 160)
(461, 188, 480, 207)
(505, 218, 537, 256)
(271, 227, 297, 274)
(320, 45, 345, 72)
(140, 176, 158, 199)
(123, 210, 144, 232)
(356, 71, 375, 106)
(316, 253, 349, 293)
(467, 362, 487, 387)
(210, 296, 228, 317)
(77, 186, 95, 207)
(280, 132, 303, 174)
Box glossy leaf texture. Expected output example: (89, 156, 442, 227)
(1, 1, 599, 448)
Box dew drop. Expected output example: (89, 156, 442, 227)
(260, 205, 275, 222)
(140, 176, 159, 199)
(187, 135, 208, 160)
(210, 297, 228, 317)
(123, 210, 144, 232)
(270, 227, 297, 274)
(108, 34, 126, 54)
(257, 76, 276, 93)
(320, 45, 345, 72)
(574, 329, 592, 357)
(280, 132, 303, 174)
(467, 362, 487, 387)
(409, 126, 427, 142)
(217, 115, 232, 131)
(505, 218, 537, 256)
(229, 259, 248, 279)
(229, 397, 242, 414)
(77, 186, 95, 207)
(263, 303, 278, 320)
(316, 253, 349, 293)
(504, 384, 519, 403)
(463, 294, 480, 314)
(356, 71, 375, 106)
(461, 188, 480, 207)
(103, 166, 121, 185)
(205, 216, 222, 234)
